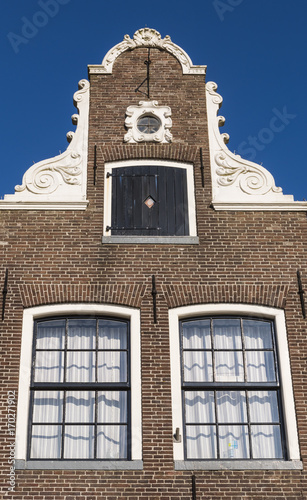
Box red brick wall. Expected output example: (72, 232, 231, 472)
(1, 46, 307, 498)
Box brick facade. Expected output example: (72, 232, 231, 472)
(1, 31, 307, 499)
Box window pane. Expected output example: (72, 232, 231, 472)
(183, 351, 213, 382)
(34, 351, 64, 383)
(64, 425, 95, 459)
(215, 351, 244, 382)
(213, 319, 242, 349)
(36, 320, 65, 350)
(98, 392, 127, 423)
(66, 351, 96, 383)
(248, 391, 279, 423)
(65, 391, 95, 423)
(243, 320, 272, 349)
(246, 351, 276, 382)
(186, 425, 217, 459)
(30, 425, 62, 459)
(182, 320, 211, 349)
(218, 425, 250, 459)
(97, 425, 127, 459)
(251, 425, 283, 459)
(185, 391, 215, 424)
(97, 352, 127, 382)
(32, 391, 63, 423)
(98, 320, 127, 349)
(216, 391, 247, 423)
(67, 319, 96, 349)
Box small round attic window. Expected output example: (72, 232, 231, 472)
(137, 115, 161, 134)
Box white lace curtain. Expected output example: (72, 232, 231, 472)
(182, 318, 282, 459)
(31, 319, 128, 460)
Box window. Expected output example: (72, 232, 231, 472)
(169, 304, 301, 470)
(15, 304, 142, 470)
(181, 317, 283, 460)
(103, 160, 198, 244)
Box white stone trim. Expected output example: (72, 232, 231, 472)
(88, 28, 206, 76)
(0, 80, 90, 210)
(124, 101, 172, 144)
(103, 159, 197, 240)
(169, 303, 301, 463)
(15, 303, 142, 463)
(206, 81, 307, 210)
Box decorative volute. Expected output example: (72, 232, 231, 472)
(0, 79, 89, 210)
(206, 81, 307, 210)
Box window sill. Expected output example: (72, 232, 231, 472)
(174, 460, 303, 470)
(15, 460, 143, 470)
(102, 236, 199, 245)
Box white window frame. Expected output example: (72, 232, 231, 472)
(15, 304, 142, 470)
(169, 304, 302, 470)
(103, 159, 198, 244)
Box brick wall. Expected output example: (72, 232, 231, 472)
(1, 45, 307, 499)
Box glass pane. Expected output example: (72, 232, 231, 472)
(98, 320, 127, 349)
(32, 391, 63, 423)
(66, 351, 95, 383)
(97, 425, 127, 459)
(213, 319, 242, 349)
(30, 425, 61, 459)
(67, 319, 96, 350)
(66, 391, 95, 423)
(251, 425, 283, 459)
(34, 351, 64, 383)
(243, 320, 273, 349)
(182, 320, 211, 349)
(218, 425, 249, 459)
(186, 425, 217, 459)
(215, 351, 244, 382)
(183, 351, 213, 382)
(98, 392, 127, 423)
(185, 391, 215, 424)
(246, 351, 276, 382)
(36, 320, 65, 350)
(64, 425, 95, 459)
(97, 352, 127, 383)
(216, 391, 247, 423)
(249, 391, 280, 423)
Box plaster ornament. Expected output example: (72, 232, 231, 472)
(88, 28, 206, 76)
(205, 81, 307, 210)
(124, 101, 172, 144)
(1, 80, 90, 209)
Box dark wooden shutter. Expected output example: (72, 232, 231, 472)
(111, 165, 189, 236)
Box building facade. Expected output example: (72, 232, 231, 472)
(1, 28, 307, 499)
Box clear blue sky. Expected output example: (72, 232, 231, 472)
(1, 0, 307, 200)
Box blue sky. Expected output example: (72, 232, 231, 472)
(1, 0, 307, 200)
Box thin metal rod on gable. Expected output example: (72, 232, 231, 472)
(200, 148, 205, 188)
(2, 268, 8, 321)
(151, 275, 157, 324)
(192, 474, 197, 500)
(93, 144, 97, 185)
(297, 270, 306, 319)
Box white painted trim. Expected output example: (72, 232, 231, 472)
(169, 303, 300, 463)
(212, 201, 307, 211)
(0, 201, 89, 210)
(15, 304, 142, 463)
(124, 101, 172, 144)
(103, 159, 197, 239)
(88, 28, 206, 76)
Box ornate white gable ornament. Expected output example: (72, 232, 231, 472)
(124, 101, 172, 144)
(88, 28, 207, 76)
(0, 80, 90, 210)
(206, 81, 307, 210)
